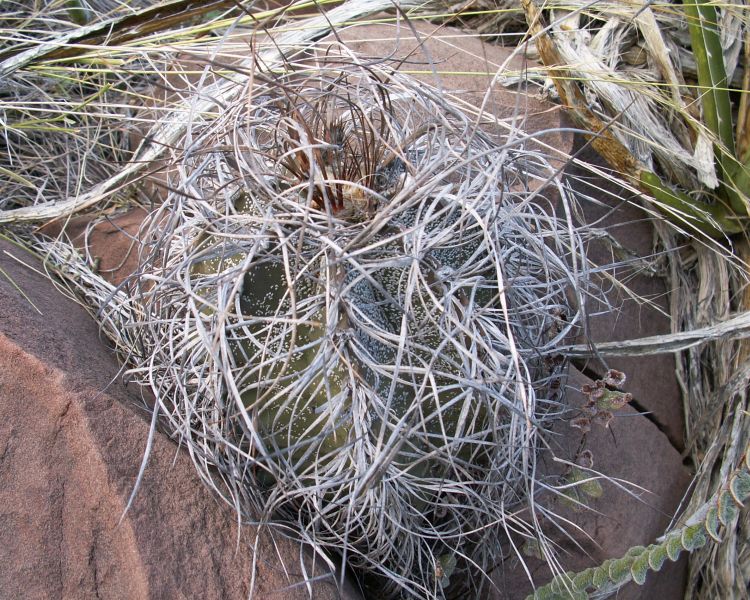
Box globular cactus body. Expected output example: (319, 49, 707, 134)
(117, 59, 588, 598)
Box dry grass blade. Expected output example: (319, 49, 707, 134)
(511, 0, 748, 239)
(563, 310, 750, 358)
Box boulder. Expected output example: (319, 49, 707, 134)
(488, 136, 689, 600)
(329, 21, 573, 166)
(41, 208, 147, 287)
(0, 240, 359, 600)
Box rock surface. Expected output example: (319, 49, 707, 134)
(329, 21, 574, 167)
(41, 208, 147, 287)
(567, 141, 685, 450)
(0, 239, 359, 600)
(490, 368, 690, 599)
(487, 142, 690, 600)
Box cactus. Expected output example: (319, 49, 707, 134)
(110, 57, 595, 599)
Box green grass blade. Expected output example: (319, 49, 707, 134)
(640, 171, 744, 236)
(682, 0, 734, 154)
(0, 166, 35, 189)
(682, 0, 746, 215)
(0, 265, 42, 315)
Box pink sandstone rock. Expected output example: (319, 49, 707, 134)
(0, 239, 359, 600)
(566, 143, 685, 450)
(328, 21, 573, 164)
